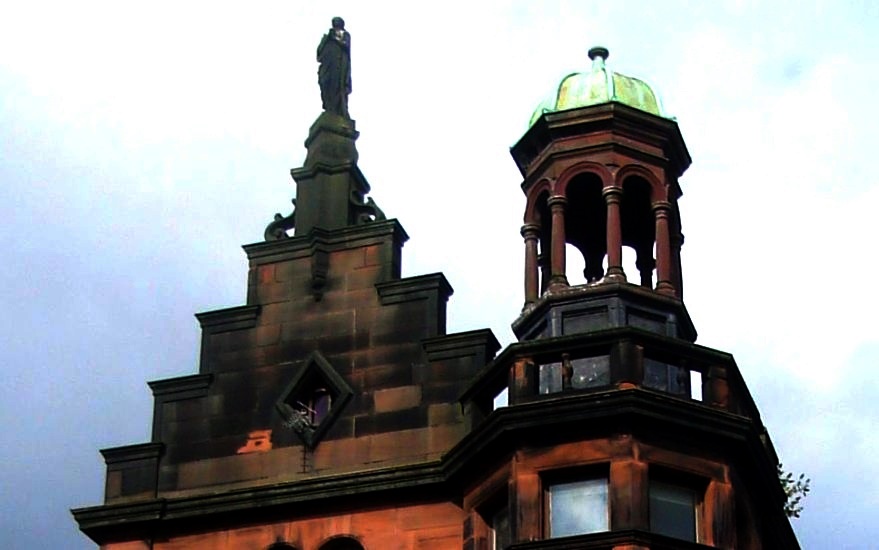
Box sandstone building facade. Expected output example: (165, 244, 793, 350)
(73, 40, 799, 550)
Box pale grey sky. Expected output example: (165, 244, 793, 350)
(1, 1, 878, 548)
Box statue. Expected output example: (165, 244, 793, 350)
(317, 17, 352, 118)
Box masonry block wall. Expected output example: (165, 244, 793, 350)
(96, 502, 466, 550)
(100, 219, 500, 504)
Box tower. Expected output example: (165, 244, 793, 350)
(456, 47, 798, 548)
(72, 27, 798, 550)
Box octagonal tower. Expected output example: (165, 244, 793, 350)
(458, 47, 799, 549)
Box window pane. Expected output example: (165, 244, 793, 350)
(643, 360, 689, 397)
(643, 359, 668, 391)
(570, 356, 610, 389)
(649, 481, 696, 541)
(491, 505, 511, 549)
(539, 362, 562, 394)
(667, 365, 689, 396)
(311, 389, 332, 425)
(549, 479, 608, 537)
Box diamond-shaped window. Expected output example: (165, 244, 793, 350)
(275, 351, 353, 449)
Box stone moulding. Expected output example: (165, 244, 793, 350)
(244, 219, 408, 267)
(422, 329, 501, 363)
(512, 102, 691, 183)
(511, 281, 696, 342)
(99, 443, 164, 503)
(72, 389, 787, 545)
(147, 374, 214, 398)
(375, 273, 453, 305)
(376, 273, 453, 337)
(505, 529, 715, 550)
(195, 305, 261, 334)
(194, 306, 261, 376)
(100, 442, 165, 465)
(146, 374, 213, 442)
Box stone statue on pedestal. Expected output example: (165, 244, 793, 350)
(265, 17, 385, 243)
(317, 17, 352, 118)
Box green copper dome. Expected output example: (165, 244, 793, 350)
(529, 47, 666, 128)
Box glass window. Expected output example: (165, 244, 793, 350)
(539, 361, 562, 394)
(649, 480, 698, 541)
(490, 505, 511, 549)
(643, 359, 689, 396)
(309, 387, 332, 425)
(570, 356, 610, 389)
(548, 478, 608, 537)
(540, 356, 610, 394)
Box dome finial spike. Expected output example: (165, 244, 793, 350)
(588, 46, 609, 61)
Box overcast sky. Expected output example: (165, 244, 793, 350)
(2, 1, 878, 548)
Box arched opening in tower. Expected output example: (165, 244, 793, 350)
(565, 172, 606, 285)
(621, 175, 656, 289)
(566, 243, 588, 285)
(319, 537, 365, 550)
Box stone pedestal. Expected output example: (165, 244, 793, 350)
(291, 113, 380, 235)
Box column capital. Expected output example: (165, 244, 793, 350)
(651, 200, 672, 214)
(520, 223, 541, 239)
(547, 195, 567, 208)
(602, 186, 624, 200)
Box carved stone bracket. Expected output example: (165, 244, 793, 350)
(350, 190, 386, 225)
(264, 199, 297, 241)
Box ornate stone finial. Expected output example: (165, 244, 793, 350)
(317, 17, 352, 119)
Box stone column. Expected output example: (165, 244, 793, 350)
(521, 223, 541, 305)
(548, 195, 569, 290)
(653, 201, 676, 295)
(603, 187, 625, 282)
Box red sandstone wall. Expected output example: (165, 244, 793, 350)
(101, 501, 464, 550)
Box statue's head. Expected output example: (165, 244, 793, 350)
(331, 17, 345, 30)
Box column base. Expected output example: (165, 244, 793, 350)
(655, 280, 676, 296)
(605, 267, 626, 283)
(548, 276, 569, 292)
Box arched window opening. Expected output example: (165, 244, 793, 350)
(565, 173, 606, 284)
(622, 246, 640, 286)
(621, 176, 655, 288)
(565, 243, 588, 286)
(320, 536, 365, 550)
(602, 246, 641, 286)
